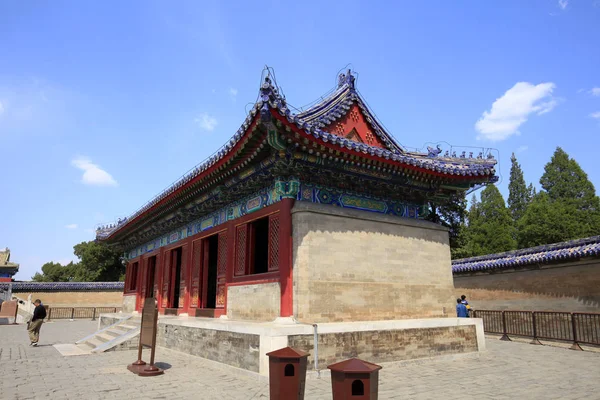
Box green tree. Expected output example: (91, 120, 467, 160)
(32, 241, 124, 282)
(535, 147, 600, 240)
(458, 186, 516, 257)
(426, 194, 468, 258)
(73, 241, 125, 281)
(517, 192, 580, 248)
(508, 153, 531, 222)
(540, 147, 598, 208)
(31, 261, 78, 282)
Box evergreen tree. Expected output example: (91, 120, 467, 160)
(426, 194, 468, 258)
(537, 147, 600, 239)
(458, 186, 516, 257)
(508, 153, 530, 222)
(517, 192, 579, 247)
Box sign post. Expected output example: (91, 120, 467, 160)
(127, 298, 164, 376)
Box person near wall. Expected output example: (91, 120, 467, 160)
(461, 294, 472, 316)
(456, 298, 469, 318)
(28, 299, 46, 346)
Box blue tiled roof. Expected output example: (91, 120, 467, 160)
(0, 282, 124, 291)
(452, 236, 600, 274)
(96, 69, 498, 241)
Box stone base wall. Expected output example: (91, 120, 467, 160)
(226, 282, 280, 321)
(122, 295, 136, 313)
(151, 317, 483, 376)
(11, 291, 122, 307)
(289, 325, 478, 370)
(157, 323, 261, 372)
(292, 202, 455, 322)
(454, 260, 600, 312)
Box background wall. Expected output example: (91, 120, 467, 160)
(454, 260, 600, 312)
(12, 290, 123, 307)
(292, 202, 455, 323)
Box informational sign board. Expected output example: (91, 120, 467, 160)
(127, 298, 164, 376)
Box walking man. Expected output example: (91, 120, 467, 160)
(28, 299, 46, 346)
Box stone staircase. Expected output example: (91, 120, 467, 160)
(75, 316, 141, 353)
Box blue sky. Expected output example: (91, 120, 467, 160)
(1, 1, 599, 280)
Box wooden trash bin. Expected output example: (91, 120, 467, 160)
(328, 358, 382, 399)
(266, 347, 309, 400)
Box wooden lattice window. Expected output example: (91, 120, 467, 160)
(235, 224, 248, 276)
(268, 214, 280, 271)
(218, 231, 228, 277)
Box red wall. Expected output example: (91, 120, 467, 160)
(125, 199, 294, 317)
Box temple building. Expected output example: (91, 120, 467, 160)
(98, 69, 497, 321)
(95, 70, 495, 374)
(0, 248, 19, 282)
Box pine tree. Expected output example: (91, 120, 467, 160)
(538, 147, 600, 238)
(457, 187, 516, 257)
(508, 153, 530, 222)
(517, 192, 579, 248)
(540, 147, 599, 209)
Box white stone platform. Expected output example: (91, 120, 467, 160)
(99, 313, 485, 376)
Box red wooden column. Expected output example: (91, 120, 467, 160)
(161, 248, 171, 310)
(279, 198, 294, 317)
(155, 247, 164, 312)
(179, 242, 190, 312)
(189, 238, 202, 313)
(137, 256, 147, 312)
(216, 230, 228, 309)
(224, 221, 236, 315)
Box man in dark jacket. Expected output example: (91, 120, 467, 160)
(28, 299, 46, 346)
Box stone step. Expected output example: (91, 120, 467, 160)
(76, 343, 94, 352)
(119, 324, 139, 331)
(85, 337, 104, 349)
(105, 328, 126, 338)
(95, 333, 114, 343)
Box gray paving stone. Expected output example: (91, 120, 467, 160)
(1, 321, 600, 399)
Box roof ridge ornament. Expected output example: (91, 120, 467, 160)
(337, 69, 356, 89)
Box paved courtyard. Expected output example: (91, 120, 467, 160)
(1, 320, 599, 399)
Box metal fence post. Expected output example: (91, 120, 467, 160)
(92, 308, 96, 321)
(500, 311, 511, 341)
(530, 312, 541, 345)
(570, 313, 583, 351)
(48, 307, 52, 321)
(70, 308, 75, 320)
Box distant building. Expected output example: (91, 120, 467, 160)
(0, 248, 19, 282)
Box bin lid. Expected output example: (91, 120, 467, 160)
(327, 358, 382, 373)
(266, 346, 309, 359)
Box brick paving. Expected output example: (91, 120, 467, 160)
(1, 320, 599, 399)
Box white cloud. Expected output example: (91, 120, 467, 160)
(558, 0, 568, 9)
(516, 145, 529, 153)
(590, 111, 600, 119)
(65, 223, 78, 229)
(194, 113, 218, 131)
(71, 156, 118, 187)
(475, 82, 557, 141)
(0, 101, 4, 115)
(590, 88, 600, 96)
(229, 88, 238, 97)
